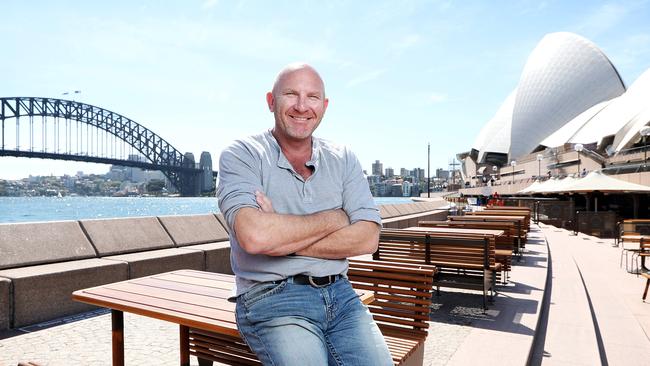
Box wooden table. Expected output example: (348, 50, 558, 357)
(73, 269, 374, 366)
(404, 226, 504, 237)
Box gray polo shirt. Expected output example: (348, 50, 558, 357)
(217, 129, 381, 296)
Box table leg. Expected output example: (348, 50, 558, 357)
(642, 239, 649, 272)
(180, 325, 189, 366)
(112, 310, 125, 366)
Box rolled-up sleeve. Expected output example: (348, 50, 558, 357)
(341, 148, 381, 226)
(216, 142, 262, 230)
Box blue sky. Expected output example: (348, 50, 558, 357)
(2, 0, 650, 180)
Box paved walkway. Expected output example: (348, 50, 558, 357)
(1, 223, 649, 365)
(532, 224, 650, 365)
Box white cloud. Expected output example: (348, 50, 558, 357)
(345, 69, 388, 88)
(394, 34, 421, 50)
(575, 3, 629, 36)
(516, 0, 550, 15)
(429, 92, 449, 103)
(606, 32, 650, 79)
(202, 0, 219, 9)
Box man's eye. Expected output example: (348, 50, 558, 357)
(309, 95, 320, 100)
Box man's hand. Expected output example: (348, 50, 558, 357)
(234, 193, 349, 256)
(255, 191, 275, 213)
(253, 190, 376, 259)
(295, 220, 380, 259)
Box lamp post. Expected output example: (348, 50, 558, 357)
(640, 126, 650, 169)
(536, 154, 543, 179)
(510, 160, 516, 184)
(575, 143, 584, 177)
(427, 142, 431, 198)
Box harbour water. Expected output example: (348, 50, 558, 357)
(0, 196, 413, 223)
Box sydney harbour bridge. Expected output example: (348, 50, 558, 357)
(0, 97, 215, 196)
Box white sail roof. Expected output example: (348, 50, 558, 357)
(569, 69, 650, 148)
(539, 100, 612, 148)
(475, 89, 516, 163)
(610, 68, 650, 152)
(509, 32, 625, 159)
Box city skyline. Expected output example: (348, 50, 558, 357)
(2, 1, 650, 179)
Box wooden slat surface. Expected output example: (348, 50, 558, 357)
(404, 226, 504, 236)
(73, 269, 374, 340)
(72, 270, 242, 337)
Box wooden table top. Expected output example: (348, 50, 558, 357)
(73, 270, 373, 338)
(405, 226, 504, 236)
(621, 235, 650, 240)
(458, 214, 526, 220)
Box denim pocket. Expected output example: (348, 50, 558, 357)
(243, 281, 287, 308)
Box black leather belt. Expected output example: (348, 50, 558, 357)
(289, 274, 340, 287)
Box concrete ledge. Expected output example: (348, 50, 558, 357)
(0, 277, 10, 330)
(0, 221, 96, 270)
(81, 217, 174, 256)
(383, 210, 448, 229)
(104, 248, 205, 279)
(183, 241, 233, 274)
(393, 204, 415, 215)
(215, 213, 230, 234)
(382, 205, 401, 218)
(0, 259, 128, 328)
(158, 214, 228, 246)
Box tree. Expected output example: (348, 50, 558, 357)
(146, 179, 166, 193)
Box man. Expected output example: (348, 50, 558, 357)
(216, 63, 392, 365)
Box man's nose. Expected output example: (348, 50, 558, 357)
(294, 96, 308, 112)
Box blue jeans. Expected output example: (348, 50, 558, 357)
(235, 277, 392, 366)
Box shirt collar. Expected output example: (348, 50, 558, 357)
(266, 129, 321, 171)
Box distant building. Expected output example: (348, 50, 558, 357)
(412, 168, 425, 182)
(372, 160, 383, 176)
(400, 168, 409, 177)
(402, 181, 412, 197)
(385, 167, 394, 178)
(390, 184, 403, 197)
(436, 168, 450, 180)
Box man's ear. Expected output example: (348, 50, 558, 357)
(266, 92, 275, 112)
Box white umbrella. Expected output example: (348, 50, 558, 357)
(562, 170, 650, 193)
(536, 176, 579, 194)
(518, 180, 544, 194)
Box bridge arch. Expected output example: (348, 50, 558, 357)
(0, 97, 210, 195)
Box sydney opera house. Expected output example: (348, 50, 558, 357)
(458, 32, 650, 193)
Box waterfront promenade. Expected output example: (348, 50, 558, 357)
(1, 223, 650, 365)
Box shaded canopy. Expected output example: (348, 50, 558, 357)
(560, 171, 650, 193)
(518, 176, 578, 194)
(518, 171, 650, 194)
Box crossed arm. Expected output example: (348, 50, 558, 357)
(233, 191, 380, 259)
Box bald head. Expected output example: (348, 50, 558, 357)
(266, 62, 329, 144)
(272, 63, 326, 97)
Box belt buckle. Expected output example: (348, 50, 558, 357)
(308, 275, 328, 287)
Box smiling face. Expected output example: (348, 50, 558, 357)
(267, 65, 329, 144)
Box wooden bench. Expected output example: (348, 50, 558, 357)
(418, 220, 515, 281)
(449, 215, 527, 253)
(188, 260, 436, 366)
(348, 259, 436, 366)
(375, 229, 500, 309)
(466, 210, 530, 231)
